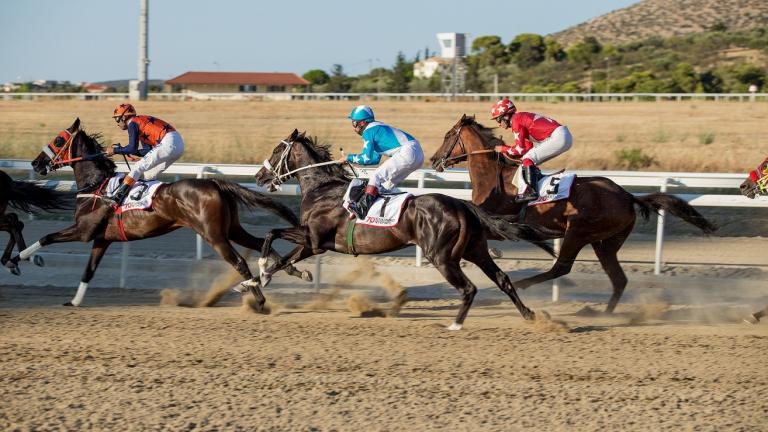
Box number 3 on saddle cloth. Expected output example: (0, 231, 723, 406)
(513, 170, 577, 206)
(342, 179, 413, 228)
(105, 174, 164, 213)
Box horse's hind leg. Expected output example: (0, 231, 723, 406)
(592, 224, 633, 313)
(463, 244, 534, 321)
(432, 259, 478, 331)
(228, 223, 312, 282)
(512, 227, 588, 290)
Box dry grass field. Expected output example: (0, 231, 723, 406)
(0, 99, 765, 172)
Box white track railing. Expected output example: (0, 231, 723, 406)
(2, 160, 766, 297)
(2, 92, 767, 102)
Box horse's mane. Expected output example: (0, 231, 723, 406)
(296, 135, 352, 180)
(460, 116, 505, 149)
(78, 130, 117, 176)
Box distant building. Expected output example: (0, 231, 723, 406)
(413, 56, 454, 79)
(164, 71, 309, 93)
(81, 83, 110, 93)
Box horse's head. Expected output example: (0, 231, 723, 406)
(255, 129, 350, 191)
(430, 114, 497, 172)
(740, 159, 768, 199)
(32, 118, 113, 177)
(255, 129, 306, 192)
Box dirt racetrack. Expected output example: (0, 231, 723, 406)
(1, 286, 767, 431)
(2, 225, 767, 430)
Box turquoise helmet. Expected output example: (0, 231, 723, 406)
(348, 105, 375, 122)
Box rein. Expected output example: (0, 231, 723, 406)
(263, 139, 349, 189)
(438, 124, 519, 170)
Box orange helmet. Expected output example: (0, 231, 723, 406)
(112, 103, 136, 119)
(490, 98, 517, 120)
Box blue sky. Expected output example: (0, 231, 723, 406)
(1, 0, 638, 83)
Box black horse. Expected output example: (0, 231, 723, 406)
(8, 118, 308, 308)
(1, 170, 73, 273)
(253, 130, 555, 330)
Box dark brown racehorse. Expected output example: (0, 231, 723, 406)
(431, 115, 718, 312)
(253, 129, 555, 330)
(1, 170, 73, 273)
(8, 118, 309, 309)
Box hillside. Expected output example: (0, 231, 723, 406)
(552, 0, 768, 46)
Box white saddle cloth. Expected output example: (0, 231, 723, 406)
(513, 170, 576, 206)
(106, 174, 164, 212)
(342, 179, 412, 227)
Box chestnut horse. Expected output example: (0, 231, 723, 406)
(253, 130, 555, 330)
(431, 115, 717, 312)
(8, 118, 308, 309)
(1, 170, 73, 273)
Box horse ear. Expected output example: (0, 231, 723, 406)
(290, 129, 299, 140)
(68, 118, 80, 133)
(299, 131, 306, 139)
(461, 114, 467, 121)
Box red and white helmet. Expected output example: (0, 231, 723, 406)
(490, 98, 517, 120)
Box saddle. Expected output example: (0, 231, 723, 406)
(342, 179, 412, 227)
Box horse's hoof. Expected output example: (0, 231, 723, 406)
(446, 322, 463, 331)
(743, 315, 759, 325)
(301, 270, 313, 282)
(63, 301, 74, 307)
(7, 265, 20, 276)
(489, 247, 503, 258)
(240, 278, 261, 290)
(32, 255, 45, 267)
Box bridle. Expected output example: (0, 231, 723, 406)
(42, 130, 107, 171)
(436, 124, 500, 171)
(261, 139, 349, 190)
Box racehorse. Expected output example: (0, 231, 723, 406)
(1, 170, 73, 273)
(739, 158, 767, 199)
(253, 129, 556, 330)
(8, 118, 309, 309)
(431, 115, 718, 312)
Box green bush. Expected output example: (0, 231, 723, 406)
(699, 131, 716, 145)
(615, 148, 658, 170)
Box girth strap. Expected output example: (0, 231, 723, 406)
(346, 218, 358, 257)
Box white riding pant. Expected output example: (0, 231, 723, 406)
(368, 141, 424, 191)
(129, 131, 185, 181)
(523, 126, 572, 165)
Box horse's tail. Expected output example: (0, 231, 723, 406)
(633, 192, 717, 235)
(6, 178, 74, 214)
(210, 178, 299, 226)
(460, 201, 556, 257)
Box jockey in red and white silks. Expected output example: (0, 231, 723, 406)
(490, 98, 573, 202)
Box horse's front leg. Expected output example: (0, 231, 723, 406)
(65, 239, 112, 307)
(7, 214, 106, 272)
(259, 226, 315, 287)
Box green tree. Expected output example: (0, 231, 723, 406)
(671, 63, 698, 92)
(566, 36, 602, 67)
(544, 37, 566, 62)
(386, 52, 412, 93)
(302, 69, 330, 86)
(327, 64, 351, 93)
(509, 33, 546, 69)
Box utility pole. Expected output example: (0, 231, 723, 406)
(138, 0, 149, 100)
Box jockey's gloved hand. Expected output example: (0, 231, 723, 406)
(107, 143, 121, 156)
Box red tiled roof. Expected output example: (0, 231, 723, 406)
(165, 71, 309, 86)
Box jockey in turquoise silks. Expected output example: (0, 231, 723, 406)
(337, 105, 425, 220)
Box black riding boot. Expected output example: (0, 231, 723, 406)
(516, 165, 541, 203)
(350, 186, 378, 220)
(104, 183, 131, 206)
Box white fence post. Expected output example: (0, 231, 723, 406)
(314, 255, 322, 291)
(654, 179, 669, 275)
(552, 238, 561, 302)
(120, 242, 130, 288)
(415, 171, 425, 267)
(195, 166, 207, 260)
